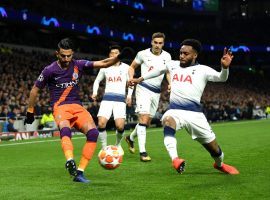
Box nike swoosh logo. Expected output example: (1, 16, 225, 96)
(55, 77, 61, 80)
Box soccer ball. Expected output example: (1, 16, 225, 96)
(98, 145, 123, 170)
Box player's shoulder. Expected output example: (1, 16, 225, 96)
(43, 61, 58, 73)
(160, 50, 171, 59)
(196, 64, 211, 70)
(137, 48, 150, 56)
(166, 60, 180, 71)
(73, 59, 92, 66)
(120, 62, 129, 68)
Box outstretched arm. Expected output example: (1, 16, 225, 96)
(221, 47, 234, 69)
(93, 56, 120, 68)
(93, 47, 134, 69)
(130, 67, 165, 85)
(92, 70, 105, 101)
(207, 48, 233, 82)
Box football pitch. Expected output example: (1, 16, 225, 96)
(0, 119, 269, 200)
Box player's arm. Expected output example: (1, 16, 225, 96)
(92, 70, 105, 101)
(207, 48, 233, 82)
(93, 57, 120, 69)
(25, 85, 40, 124)
(128, 60, 140, 80)
(126, 86, 134, 107)
(130, 67, 166, 85)
(93, 47, 134, 69)
(166, 71, 171, 92)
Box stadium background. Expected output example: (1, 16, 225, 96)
(1, 1, 270, 200)
(0, 0, 270, 133)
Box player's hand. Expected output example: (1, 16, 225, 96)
(24, 111, 35, 124)
(91, 94, 97, 101)
(221, 47, 234, 69)
(130, 77, 144, 85)
(167, 84, 171, 93)
(117, 47, 135, 60)
(126, 97, 132, 107)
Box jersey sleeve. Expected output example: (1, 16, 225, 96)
(92, 69, 105, 95)
(204, 65, 229, 82)
(35, 67, 51, 89)
(76, 60, 94, 70)
(134, 51, 143, 65)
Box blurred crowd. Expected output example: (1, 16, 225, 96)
(0, 45, 270, 125)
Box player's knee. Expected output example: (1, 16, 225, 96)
(162, 116, 173, 127)
(163, 126, 176, 137)
(86, 128, 99, 142)
(98, 121, 106, 129)
(116, 127, 124, 134)
(98, 127, 106, 132)
(60, 127, 72, 138)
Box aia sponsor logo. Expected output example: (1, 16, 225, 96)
(107, 76, 122, 82)
(172, 74, 192, 84)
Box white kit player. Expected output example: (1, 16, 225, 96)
(131, 39, 239, 174)
(92, 45, 133, 154)
(125, 32, 171, 162)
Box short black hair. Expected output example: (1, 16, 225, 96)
(57, 38, 74, 50)
(180, 39, 202, 54)
(109, 44, 121, 51)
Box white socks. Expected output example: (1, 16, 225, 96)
(130, 123, 138, 141)
(98, 129, 107, 149)
(164, 136, 178, 160)
(116, 130, 124, 146)
(137, 124, 147, 153)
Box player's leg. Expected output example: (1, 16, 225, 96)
(189, 112, 239, 175)
(115, 118, 125, 155)
(129, 123, 138, 141)
(54, 105, 77, 177)
(162, 113, 185, 173)
(98, 116, 108, 149)
(130, 86, 152, 161)
(115, 118, 125, 146)
(202, 140, 239, 175)
(97, 101, 112, 149)
(113, 102, 126, 155)
(73, 105, 99, 183)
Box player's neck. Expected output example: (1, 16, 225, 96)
(150, 48, 162, 56)
(57, 61, 69, 70)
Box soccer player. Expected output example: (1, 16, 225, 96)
(125, 32, 171, 162)
(25, 38, 129, 183)
(91, 45, 133, 153)
(130, 39, 239, 174)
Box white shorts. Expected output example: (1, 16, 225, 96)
(97, 101, 126, 120)
(135, 85, 160, 117)
(161, 109, 216, 144)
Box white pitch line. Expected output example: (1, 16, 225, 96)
(0, 129, 162, 147)
(0, 120, 267, 147)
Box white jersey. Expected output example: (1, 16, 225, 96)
(166, 60, 229, 112)
(93, 62, 129, 102)
(135, 48, 171, 93)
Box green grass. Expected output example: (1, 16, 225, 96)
(0, 119, 270, 200)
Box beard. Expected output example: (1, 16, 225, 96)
(180, 59, 193, 68)
(59, 60, 70, 67)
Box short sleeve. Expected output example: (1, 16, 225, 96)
(76, 60, 94, 70)
(134, 51, 143, 65)
(35, 67, 50, 89)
